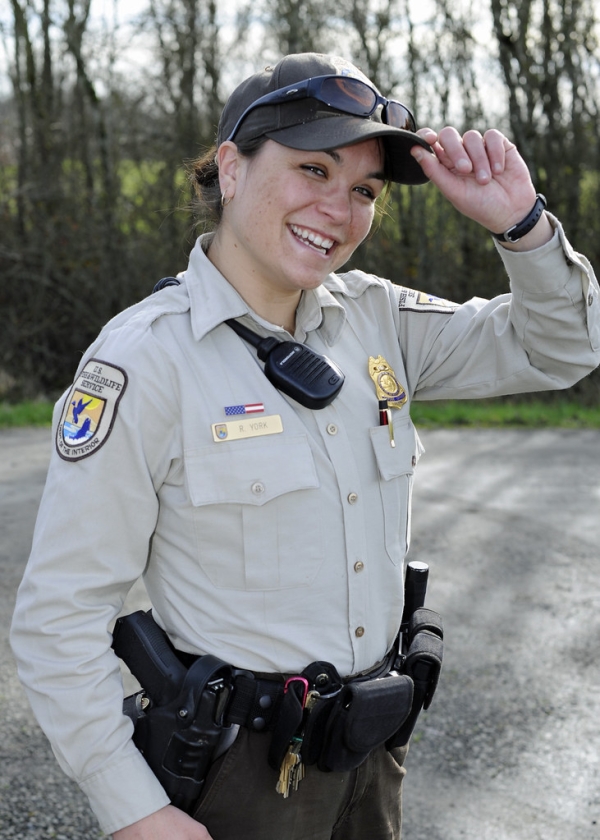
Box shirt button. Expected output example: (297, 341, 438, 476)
(326, 423, 338, 435)
(588, 292, 594, 306)
(251, 482, 265, 496)
(355, 626, 365, 638)
(347, 492, 358, 504)
(354, 561, 364, 573)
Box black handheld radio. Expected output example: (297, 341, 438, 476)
(225, 318, 344, 409)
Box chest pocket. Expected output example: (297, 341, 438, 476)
(184, 435, 323, 590)
(369, 418, 423, 566)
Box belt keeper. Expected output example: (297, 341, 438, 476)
(226, 674, 282, 731)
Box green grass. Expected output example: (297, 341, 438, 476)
(0, 401, 55, 428)
(410, 399, 600, 428)
(2, 398, 600, 430)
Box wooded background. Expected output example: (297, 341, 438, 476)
(2, 0, 600, 401)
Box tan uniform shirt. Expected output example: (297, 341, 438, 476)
(11, 217, 600, 834)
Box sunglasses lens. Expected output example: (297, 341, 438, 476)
(320, 77, 377, 116)
(386, 102, 416, 132)
(319, 77, 416, 132)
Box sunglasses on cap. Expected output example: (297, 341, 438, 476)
(225, 74, 417, 143)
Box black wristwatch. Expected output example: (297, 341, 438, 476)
(490, 194, 547, 243)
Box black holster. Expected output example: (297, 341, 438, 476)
(130, 654, 233, 813)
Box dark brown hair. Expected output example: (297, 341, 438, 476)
(187, 137, 269, 227)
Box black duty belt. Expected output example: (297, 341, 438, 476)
(113, 607, 443, 809)
(175, 649, 395, 733)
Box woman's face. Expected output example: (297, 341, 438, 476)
(216, 138, 386, 301)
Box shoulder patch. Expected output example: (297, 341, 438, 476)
(56, 359, 128, 462)
(398, 286, 459, 313)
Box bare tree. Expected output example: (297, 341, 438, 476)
(256, 0, 337, 55)
(1, 0, 195, 398)
(337, 0, 405, 91)
(490, 0, 600, 228)
(143, 0, 226, 149)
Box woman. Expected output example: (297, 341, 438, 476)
(11, 52, 600, 840)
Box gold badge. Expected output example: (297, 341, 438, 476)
(368, 356, 407, 409)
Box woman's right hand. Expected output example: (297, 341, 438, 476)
(112, 805, 214, 840)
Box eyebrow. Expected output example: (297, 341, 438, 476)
(325, 149, 386, 181)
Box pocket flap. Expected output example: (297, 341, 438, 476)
(369, 419, 423, 481)
(185, 434, 319, 506)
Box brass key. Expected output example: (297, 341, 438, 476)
(289, 750, 305, 792)
(276, 737, 303, 798)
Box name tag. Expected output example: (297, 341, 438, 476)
(212, 414, 284, 443)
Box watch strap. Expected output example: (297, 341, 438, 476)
(491, 194, 547, 243)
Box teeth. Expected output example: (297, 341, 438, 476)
(290, 224, 334, 252)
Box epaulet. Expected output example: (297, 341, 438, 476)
(74, 281, 190, 374)
(325, 268, 388, 298)
(97, 282, 189, 339)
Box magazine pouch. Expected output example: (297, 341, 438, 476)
(386, 610, 444, 749)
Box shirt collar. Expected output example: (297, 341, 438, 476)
(184, 234, 347, 346)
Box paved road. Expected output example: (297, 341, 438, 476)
(1, 427, 599, 839)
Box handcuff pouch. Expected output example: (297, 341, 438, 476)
(317, 673, 413, 772)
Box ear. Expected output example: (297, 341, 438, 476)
(216, 141, 242, 200)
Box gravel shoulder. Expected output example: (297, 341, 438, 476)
(1, 427, 599, 839)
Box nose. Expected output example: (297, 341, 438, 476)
(317, 186, 353, 226)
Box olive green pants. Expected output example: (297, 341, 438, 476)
(193, 727, 408, 840)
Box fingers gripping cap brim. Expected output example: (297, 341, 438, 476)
(265, 117, 432, 186)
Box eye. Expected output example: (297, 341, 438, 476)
(301, 164, 327, 178)
(353, 185, 377, 201)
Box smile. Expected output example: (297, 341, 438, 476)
(289, 224, 335, 254)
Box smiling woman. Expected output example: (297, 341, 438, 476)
(205, 140, 386, 330)
(10, 50, 600, 840)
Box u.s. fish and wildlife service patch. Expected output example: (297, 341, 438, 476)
(398, 286, 459, 313)
(56, 359, 128, 461)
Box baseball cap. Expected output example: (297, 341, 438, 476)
(216, 53, 431, 186)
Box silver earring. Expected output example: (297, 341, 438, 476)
(221, 192, 232, 208)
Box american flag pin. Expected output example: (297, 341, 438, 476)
(224, 403, 265, 416)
